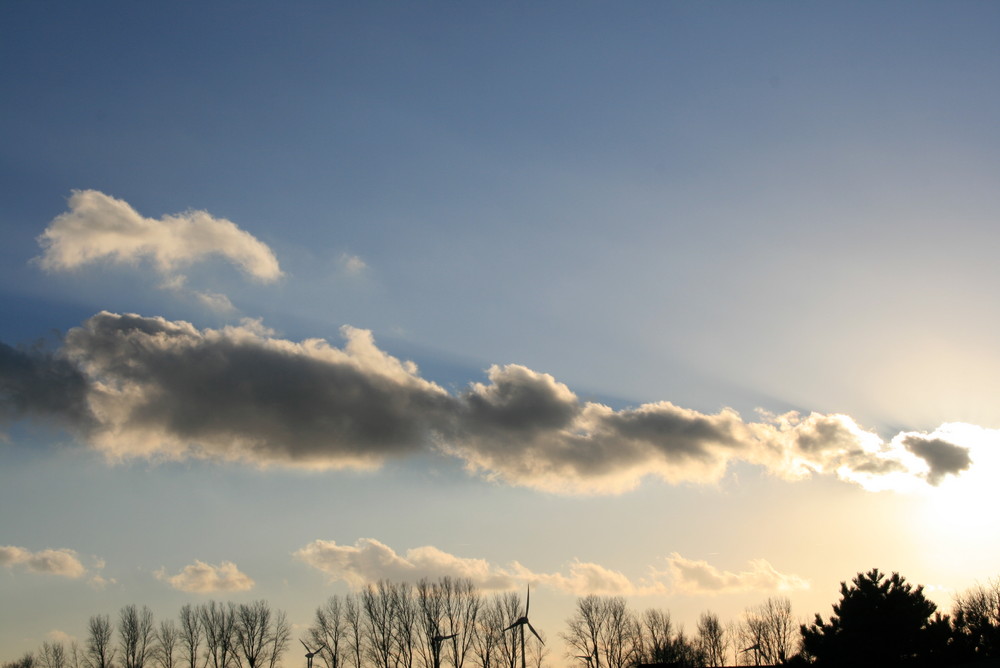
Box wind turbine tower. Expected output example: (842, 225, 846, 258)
(301, 640, 326, 668)
(503, 586, 543, 668)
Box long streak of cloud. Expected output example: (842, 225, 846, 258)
(293, 538, 807, 597)
(0, 311, 990, 494)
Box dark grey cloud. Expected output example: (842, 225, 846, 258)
(60, 312, 454, 467)
(0, 341, 94, 428)
(903, 435, 972, 485)
(0, 311, 984, 493)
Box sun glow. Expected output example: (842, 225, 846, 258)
(908, 424, 1000, 538)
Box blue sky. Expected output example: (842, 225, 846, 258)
(3, 2, 1000, 665)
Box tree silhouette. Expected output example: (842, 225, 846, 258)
(951, 578, 1000, 662)
(800, 568, 949, 667)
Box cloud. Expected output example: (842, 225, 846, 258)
(294, 538, 805, 597)
(59, 312, 453, 467)
(0, 311, 991, 494)
(662, 553, 810, 595)
(36, 190, 282, 301)
(517, 560, 638, 596)
(155, 560, 254, 593)
(294, 538, 513, 589)
(0, 546, 87, 578)
(46, 630, 76, 644)
(902, 434, 973, 485)
(0, 341, 95, 428)
(339, 253, 367, 276)
(194, 291, 237, 314)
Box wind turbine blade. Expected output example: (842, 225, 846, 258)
(503, 621, 520, 632)
(300, 640, 311, 653)
(525, 585, 530, 616)
(526, 622, 543, 645)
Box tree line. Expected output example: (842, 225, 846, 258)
(5, 572, 1000, 668)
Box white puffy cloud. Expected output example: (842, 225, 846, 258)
(661, 553, 810, 595)
(294, 538, 513, 589)
(38, 190, 282, 281)
(0, 546, 87, 578)
(294, 538, 806, 597)
(155, 560, 254, 593)
(0, 311, 991, 494)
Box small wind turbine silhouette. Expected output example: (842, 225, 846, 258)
(503, 586, 543, 668)
(430, 632, 458, 668)
(741, 643, 762, 667)
(301, 640, 326, 668)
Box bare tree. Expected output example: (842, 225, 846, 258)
(2, 653, 36, 668)
(310, 596, 345, 668)
(525, 630, 546, 668)
(393, 582, 419, 668)
(234, 601, 272, 668)
(562, 596, 605, 668)
(471, 594, 508, 668)
(416, 580, 445, 668)
(495, 592, 522, 668)
(363, 581, 397, 668)
(120, 606, 155, 668)
(155, 621, 179, 668)
(637, 609, 670, 665)
(696, 612, 726, 668)
(40, 643, 66, 668)
(953, 578, 1000, 658)
(87, 614, 116, 668)
(636, 609, 701, 667)
(67, 642, 83, 668)
(266, 610, 289, 668)
(739, 597, 795, 665)
(441, 578, 481, 668)
(599, 598, 640, 668)
(343, 595, 365, 668)
(200, 602, 237, 668)
(178, 605, 203, 668)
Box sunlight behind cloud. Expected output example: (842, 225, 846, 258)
(1, 311, 991, 495)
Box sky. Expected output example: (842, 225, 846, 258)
(2, 1, 1000, 664)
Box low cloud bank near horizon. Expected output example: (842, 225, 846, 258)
(0, 311, 989, 494)
(293, 537, 808, 597)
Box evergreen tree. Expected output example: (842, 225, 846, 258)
(800, 569, 949, 667)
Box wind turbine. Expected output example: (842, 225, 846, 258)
(575, 646, 597, 668)
(504, 586, 543, 668)
(741, 643, 762, 667)
(301, 640, 326, 668)
(430, 632, 458, 668)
